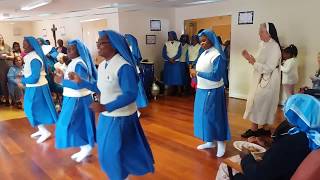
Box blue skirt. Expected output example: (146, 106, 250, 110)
(97, 113, 154, 180)
(180, 62, 188, 85)
(194, 87, 231, 142)
(136, 74, 148, 109)
(55, 95, 96, 149)
(163, 61, 183, 86)
(24, 84, 57, 127)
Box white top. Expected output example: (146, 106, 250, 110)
(165, 41, 181, 61)
(23, 51, 48, 87)
(281, 58, 298, 85)
(244, 39, 281, 125)
(196, 47, 224, 89)
(180, 44, 189, 63)
(97, 54, 137, 117)
(42, 45, 54, 55)
(63, 57, 92, 97)
(188, 44, 201, 62)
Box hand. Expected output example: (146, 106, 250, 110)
(90, 102, 106, 113)
(190, 69, 197, 78)
(68, 72, 82, 83)
(242, 50, 255, 64)
(169, 58, 175, 64)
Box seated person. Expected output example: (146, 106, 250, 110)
(216, 94, 319, 180)
(7, 56, 24, 108)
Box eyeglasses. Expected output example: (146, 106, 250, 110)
(96, 41, 111, 46)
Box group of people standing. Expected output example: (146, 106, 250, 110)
(12, 30, 153, 180)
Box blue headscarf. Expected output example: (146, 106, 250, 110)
(284, 94, 320, 150)
(37, 37, 48, 45)
(191, 35, 200, 44)
(124, 34, 142, 65)
(67, 39, 97, 82)
(24, 36, 49, 73)
(98, 30, 137, 73)
(168, 31, 178, 41)
(198, 29, 227, 83)
(198, 29, 226, 60)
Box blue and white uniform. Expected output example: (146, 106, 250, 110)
(55, 39, 97, 149)
(162, 31, 183, 86)
(194, 30, 230, 142)
(22, 37, 57, 127)
(125, 34, 148, 109)
(82, 30, 154, 180)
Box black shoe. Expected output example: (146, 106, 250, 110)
(241, 129, 257, 138)
(256, 128, 271, 137)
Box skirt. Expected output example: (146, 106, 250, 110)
(163, 61, 183, 86)
(55, 95, 96, 149)
(24, 84, 57, 127)
(194, 87, 230, 142)
(180, 62, 188, 86)
(97, 113, 154, 180)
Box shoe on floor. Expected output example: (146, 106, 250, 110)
(241, 129, 257, 138)
(256, 128, 271, 137)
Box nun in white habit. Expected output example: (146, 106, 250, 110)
(241, 22, 282, 138)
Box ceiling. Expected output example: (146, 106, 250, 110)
(0, 0, 223, 21)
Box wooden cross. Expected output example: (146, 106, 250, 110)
(51, 24, 57, 47)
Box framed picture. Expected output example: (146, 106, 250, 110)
(146, 35, 156, 44)
(238, 11, 254, 25)
(150, 20, 161, 31)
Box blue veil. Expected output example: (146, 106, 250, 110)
(125, 34, 142, 65)
(24, 36, 49, 73)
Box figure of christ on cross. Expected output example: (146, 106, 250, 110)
(51, 24, 57, 47)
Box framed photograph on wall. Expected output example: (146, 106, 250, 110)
(150, 20, 161, 31)
(238, 11, 254, 25)
(146, 35, 156, 44)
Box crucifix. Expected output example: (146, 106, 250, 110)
(51, 24, 57, 47)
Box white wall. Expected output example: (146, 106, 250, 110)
(175, 0, 320, 99)
(0, 21, 34, 47)
(32, 9, 120, 46)
(118, 8, 175, 79)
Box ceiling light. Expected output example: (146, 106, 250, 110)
(185, 0, 221, 5)
(21, 0, 52, 11)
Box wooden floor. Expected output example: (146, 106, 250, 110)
(0, 96, 284, 180)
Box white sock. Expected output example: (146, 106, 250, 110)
(36, 125, 51, 144)
(75, 145, 92, 162)
(30, 130, 42, 139)
(216, 141, 226, 157)
(71, 151, 82, 160)
(197, 142, 216, 150)
(137, 111, 141, 118)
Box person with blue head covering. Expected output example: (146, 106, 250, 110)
(189, 29, 230, 157)
(37, 37, 61, 93)
(162, 31, 183, 95)
(16, 36, 57, 144)
(69, 30, 154, 180)
(229, 94, 318, 180)
(125, 34, 148, 113)
(179, 34, 190, 88)
(187, 35, 205, 90)
(54, 39, 97, 163)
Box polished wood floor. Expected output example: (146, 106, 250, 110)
(0, 95, 284, 180)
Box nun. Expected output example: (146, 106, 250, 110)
(125, 34, 148, 115)
(241, 23, 282, 138)
(162, 31, 183, 95)
(187, 35, 204, 89)
(179, 34, 190, 88)
(54, 39, 97, 163)
(190, 29, 230, 157)
(17, 36, 57, 144)
(69, 30, 154, 180)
